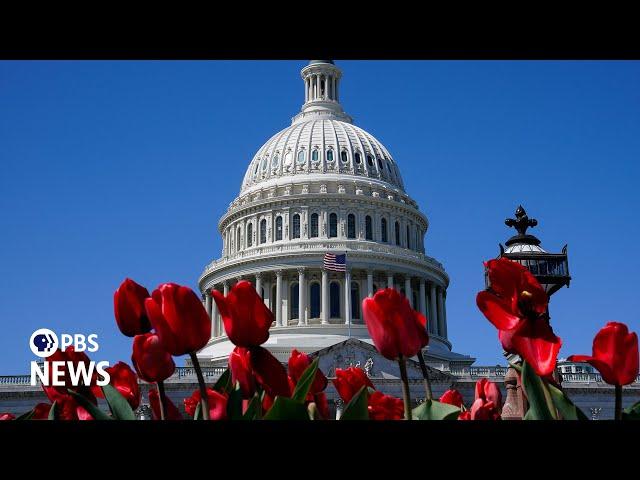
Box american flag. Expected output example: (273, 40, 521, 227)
(324, 252, 347, 272)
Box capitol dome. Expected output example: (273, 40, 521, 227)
(197, 61, 468, 370)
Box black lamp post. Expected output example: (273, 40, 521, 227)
(486, 205, 571, 299)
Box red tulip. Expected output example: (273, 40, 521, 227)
(184, 388, 228, 420)
(212, 280, 273, 347)
(367, 391, 404, 420)
(229, 347, 256, 398)
(568, 322, 639, 386)
(145, 283, 211, 356)
(439, 389, 464, 408)
(131, 333, 176, 383)
(477, 258, 561, 377)
(475, 379, 502, 413)
(314, 392, 330, 419)
(458, 411, 472, 420)
(0, 413, 15, 420)
(249, 346, 290, 398)
(42, 393, 94, 421)
(470, 398, 501, 420)
(288, 349, 327, 395)
(149, 388, 183, 420)
(43, 347, 98, 404)
(362, 288, 429, 361)
(32, 403, 52, 420)
(101, 362, 140, 410)
(333, 367, 375, 404)
(114, 278, 152, 337)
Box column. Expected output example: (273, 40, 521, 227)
(442, 291, 448, 339)
(387, 273, 394, 290)
(419, 279, 427, 318)
(437, 286, 445, 337)
(429, 282, 438, 335)
(275, 270, 283, 327)
(404, 277, 412, 308)
(282, 276, 289, 326)
(321, 269, 329, 324)
(263, 279, 271, 310)
(205, 292, 212, 319)
(298, 268, 306, 326)
(315, 75, 320, 100)
(367, 270, 374, 297)
(255, 272, 262, 297)
(344, 270, 351, 325)
(211, 290, 219, 337)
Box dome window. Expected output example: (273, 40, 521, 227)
(381, 218, 388, 243)
(326, 149, 334, 162)
(247, 223, 253, 247)
(367, 154, 374, 167)
(365, 215, 373, 240)
(354, 152, 362, 164)
(292, 214, 301, 239)
(340, 150, 348, 164)
(311, 149, 319, 163)
(275, 216, 283, 241)
(260, 219, 267, 244)
(284, 151, 293, 167)
(271, 154, 280, 169)
(297, 150, 306, 165)
(377, 158, 383, 170)
(310, 213, 319, 238)
(329, 213, 338, 238)
(347, 214, 356, 239)
(261, 157, 268, 172)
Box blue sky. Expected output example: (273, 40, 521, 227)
(1, 60, 639, 373)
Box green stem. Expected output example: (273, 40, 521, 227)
(416, 350, 433, 401)
(156, 381, 167, 421)
(615, 384, 622, 421)
(398, 355, 413, 420)
(189, 352, 210, 420)
(541, 378, 558, 420)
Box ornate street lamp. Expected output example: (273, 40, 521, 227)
(486, 205, 571, 298)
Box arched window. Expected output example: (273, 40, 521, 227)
(275, 216, 283, 241)
(297, 150, 306, 165)
(292, 214, 301, 239)
(260, 219, 267, 244)
(310, 213, 319, 238)
(367, 154, 374, 167)
(311, 149, 319, 163)
(271, 154, 279, 169)
(261, 157, 268, 172)
(236, 226, 242, 251)
(377, 158, 383, 170)
(347, 214, 356, 239)
(310, 282, 321, 318)
(247, 223, 253, 247)
(354, 152, 361, 165)
(406, 225, 411, 249)
(381, 218, 388, 243)
(329, 213, 338, 238)
(365, 215, 373, 240)
(351, 282, 360, 321)
(290, 283, 299, 320)
(340, 150, 348, 164)
(326, 149, 334, 162)
(330, 281, 340, 318)
(395, 221, 401, 245)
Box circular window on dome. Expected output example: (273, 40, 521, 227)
(367, 154, 374, 167)
(311, 149, 319, 163)
(261, 157, 268, 172)
(340, 150, 349, 164)
(297, 150, 306, 165)
(326, 149, 334, 163)
(284, 151, 293, 167)
(354, 152, 362, 165)
(271, 154, 280, 169)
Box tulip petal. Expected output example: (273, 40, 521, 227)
(509, 320, 562, 377)
(249, 346, 290, 398)
(477, 291, 522, 331)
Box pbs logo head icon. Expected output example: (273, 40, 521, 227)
(30, 328, 58, 358)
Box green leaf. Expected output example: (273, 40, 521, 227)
(412, 399, 461, 420)
(242, 394, 261, 420)
(263, 396, 310, 420)
(67, 389, 113, 420)
(48, 401, 57, 420)
(508, 361, 523, 373)
(520, 361, 555, 420)
(101, 384, 136, 420)
(226, 381, 244, 420)
(292, 358, 319, 403)
(340, 386, 369, 420)
(547, 383, 588, 421)
(623, 400, 640, 420)
(213, 368, 231, 394)
(193, 402, 202, 420)
(15, 409, 35, 421)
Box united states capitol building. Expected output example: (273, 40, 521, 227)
(1, 61, 638, 419)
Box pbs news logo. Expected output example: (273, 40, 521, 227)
(29, 328, 110, 387)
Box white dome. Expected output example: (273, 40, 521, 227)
(241, 119, 405, 194)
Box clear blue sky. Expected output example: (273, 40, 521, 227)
(1, 60, 639, 374)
